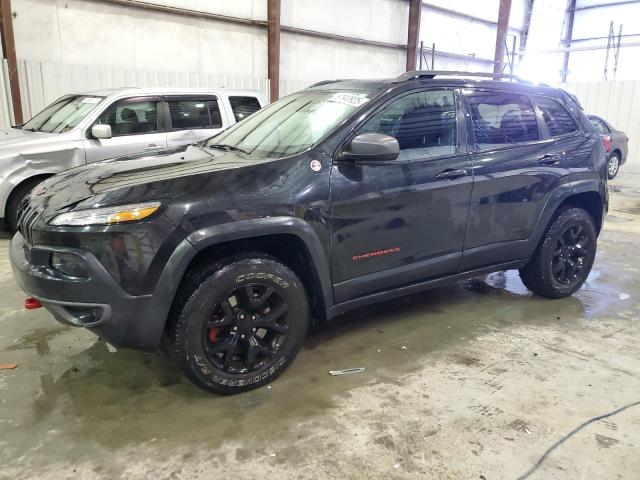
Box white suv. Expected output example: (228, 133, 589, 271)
(0, 87, 266, 229)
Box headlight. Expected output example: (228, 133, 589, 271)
(50, 202, 161, 226)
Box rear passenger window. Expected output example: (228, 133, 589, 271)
(466, 91, 539, 148)
(589, 117, 609, 135)
(229, 96, 261, 122)
(536, 97, 578, 136)
(359, 90, 457, 160)
(168, 98, 222, 130)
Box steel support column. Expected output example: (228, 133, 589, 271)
(562, 0, 577, 83)
(267, 0, 280, 102)
(0, 0, 22, 124)
(493, 0, 512, 77)
(406, 0, 421, 71)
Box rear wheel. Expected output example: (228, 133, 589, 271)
(167, 255, 309, 395)
(607, 153, 621, 179)
(519, 207, 597, 299)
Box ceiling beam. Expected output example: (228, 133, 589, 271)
(422, 2, 522, 33)
(572, 0, 640, 11)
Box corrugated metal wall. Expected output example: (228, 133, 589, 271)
(562, 81, 640, 167)
(13, 59, 270, 125)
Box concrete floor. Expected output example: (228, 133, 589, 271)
(1, 173, 640, 480)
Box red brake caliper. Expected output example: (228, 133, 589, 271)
(209, 328, 220, 343)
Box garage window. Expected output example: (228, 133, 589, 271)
(536, 97, 578, 137)
(97, 99, 159, 136)
(229, 96, 261, 122)
(168, 99, 222, 130)
(467, 91, 539, 149)
(359, 90, 457, 160)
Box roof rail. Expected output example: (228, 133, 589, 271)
(309, 79, 356, 87)
(393, 70, 531, 84)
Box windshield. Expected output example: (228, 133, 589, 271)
(206, 90, 371, 158)
(22, 95, 104, 133)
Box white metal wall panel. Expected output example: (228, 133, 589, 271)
(562, 81, 640, 167)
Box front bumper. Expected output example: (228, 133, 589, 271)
(10, 232, 159, 350)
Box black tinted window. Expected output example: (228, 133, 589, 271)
(229, 96, 261, 122)
(467, 91, 539, 148)
(359, 90, 457, 160)
(168, 98, 222, 130)
(536, 97, 578, 136)
(97, 99, 158, 136)
(589, 117, 609, 134)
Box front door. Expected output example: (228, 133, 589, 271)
(329, 88, 473, 303)
(83, 96, 167, 163)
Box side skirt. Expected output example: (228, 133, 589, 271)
(326, 259, 528, 320)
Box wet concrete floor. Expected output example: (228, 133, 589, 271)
(1, 172, 640, 479)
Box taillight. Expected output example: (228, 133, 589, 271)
(602, 135, 612, 152)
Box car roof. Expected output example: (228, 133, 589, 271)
(307, 72, 566, 98)
(77, 87, 264, 99)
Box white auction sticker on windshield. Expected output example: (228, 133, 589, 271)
(327, 92, 369, 108)
(81, 97, 102, 104)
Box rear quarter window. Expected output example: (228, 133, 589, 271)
(229, 96, 262, 122)
(535, 96, 578, 137)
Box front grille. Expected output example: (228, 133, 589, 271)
(17, 199, 42, 247)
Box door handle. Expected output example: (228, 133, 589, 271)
(435, 168, 468, 180)
(539, 154, 562, 165)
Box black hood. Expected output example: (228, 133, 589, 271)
(30, 145, 279, 220)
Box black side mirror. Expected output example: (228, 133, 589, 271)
(343, 133, 399, 162)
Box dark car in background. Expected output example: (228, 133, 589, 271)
(10, 71, 607, 394)
(587, 114, 628, 179)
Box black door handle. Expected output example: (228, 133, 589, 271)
(539, 154, 562, 165)
(435, 168, 468, 180)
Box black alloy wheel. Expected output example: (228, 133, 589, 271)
(551, 224, 591, 287)
(204, 284, 289, 374)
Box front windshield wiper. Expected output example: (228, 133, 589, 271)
(208, 143, 249, 155)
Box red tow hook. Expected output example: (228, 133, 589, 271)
(24, 297, 42, 310)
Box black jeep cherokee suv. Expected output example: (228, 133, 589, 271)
(11, 71, 607, 394)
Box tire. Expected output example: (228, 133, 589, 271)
(5, 178, 44, 231)
(167, 255, 310, 395)
(607, 153, 621, 179)
(519, 207, 597, 299)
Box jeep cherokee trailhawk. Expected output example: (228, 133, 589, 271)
(10, 71, 607, 394)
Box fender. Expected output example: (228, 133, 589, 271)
(186, 216, 333, 310)
(142, 216, 334, 348)
(525, 177, 604, 258)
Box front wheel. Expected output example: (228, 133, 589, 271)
(167, 256, 309, 395)
(607, 153, 621, 179)
(519, 207, 597, 299)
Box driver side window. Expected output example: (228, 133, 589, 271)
(359, 90, 457, 160)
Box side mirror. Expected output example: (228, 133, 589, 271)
(343, 133, 399, 162)
(91, 124, 112, 140)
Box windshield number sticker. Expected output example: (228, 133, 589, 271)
(327, 93, 369, 108)
(81, 97, 102, 104)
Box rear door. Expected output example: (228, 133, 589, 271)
(83, 96, 167, 162)
(461, 89, 563, 270)
(329, 88, 473, 302)
(164, 95, 228, 147)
